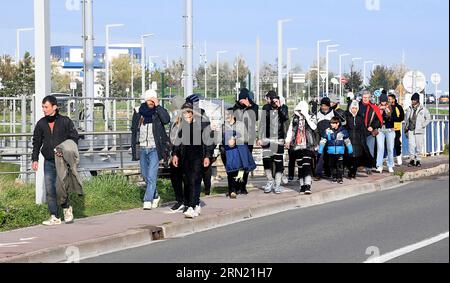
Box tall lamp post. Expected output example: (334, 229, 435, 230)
(16, 28, 34, 64)
(277, 19, 292, 98)
(105, 24, 124, 137)
(286, 47, 299, 100)
(339, 53, 350, 98)
(316, 39, 331, 99)
(141, 33, 154, 97)
(363, 60, 374, 86)
(216, 50, 227, 99)
(326, 44, 339, 96)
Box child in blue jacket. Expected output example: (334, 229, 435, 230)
(319, 117, 353, 184)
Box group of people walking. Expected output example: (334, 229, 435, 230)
(32, 87, 431, 224)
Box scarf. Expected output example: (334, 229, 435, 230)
(45, 109, 59, 123)
(363, 102, 383, 128)
(139, 103, 157, 125)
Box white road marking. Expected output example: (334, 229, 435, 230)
(364, 232, 449, 263)
(0, 242, 31, 248)
(20, 237, 37, 241)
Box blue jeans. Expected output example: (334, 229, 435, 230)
(377, 129, 396, 168)
(44, 160, 70, 216)
(140, 148, 159, 202)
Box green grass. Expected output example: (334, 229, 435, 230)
(0, 173, 175, 232)
(444, 144, 449, 156)
(0, 162, 20, 185)
(428, 108, 449, 115)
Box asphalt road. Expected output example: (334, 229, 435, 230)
(85, 175, 449, 263)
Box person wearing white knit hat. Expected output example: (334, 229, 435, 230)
(131, 88, 171, 210)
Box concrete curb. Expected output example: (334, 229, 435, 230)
(2, 162, 448, 263)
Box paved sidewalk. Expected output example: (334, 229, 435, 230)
(0, 156, 448, 263)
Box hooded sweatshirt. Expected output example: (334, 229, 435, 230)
(286, 101, 318, 151)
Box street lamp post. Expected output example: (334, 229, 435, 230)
(286, 47, 298, 100)
(105, 24, 124, 146)
(317, 40, 331, 99)
(339, 53, 350, 99)
(278, 19, 292, 98)
(16, 28, 34, 64)
(141, 34, 154, 98)
(256, 36, 261, 105)
(216, 50, 227, 99)
(363, 60, 374, 86)
(326, 44, 339, 95)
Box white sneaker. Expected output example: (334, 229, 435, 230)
(376, 166, 384, 174)
(397, 156, 403, 166)
(152, 197, 161, 209)
(143, 202, 152, 210)
(388, 167, 395, 173)
(194, 205, 202, 216)
(263, 181, 274, 194)
(63, 206, 74, 224)
(282, 175, 289, 185)
(43, 215, 62, 226)
(184, 207, 196, 219)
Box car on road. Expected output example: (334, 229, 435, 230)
(439, 95, 449, 104)
(426, 94, 436, 104)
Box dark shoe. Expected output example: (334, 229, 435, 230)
(408, 160, 416, 167)
(170, 202, 184, 212)
(338, 179, 344, 185)
(288, 176, 294, 182)
(205, 191, 211, 196)
(332, 178, 338, 184)
(305, 186, 312, 195)
(300, 185, 306, 195)
(240, 189, 248, 195)
(416, 161, 422, 168)
(314, 176, 321, 182)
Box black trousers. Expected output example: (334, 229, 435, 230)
(293, 149, 315, 179)
(263, 144, 285, 175)
(316, 151, 331, 178)
(394, 130, 402, 157)
(170, 163, 189, 205)
(329, 154, 344, 180)
(288, 148, 296, 178)
(202, 165, 212, 194)
(239, 145, 254, 193)
(182, 158, 203, 208)
(227, 171, 240, 195)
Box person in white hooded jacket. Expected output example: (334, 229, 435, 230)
(285, 101, 319, 195)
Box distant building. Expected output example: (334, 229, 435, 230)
(51, 44, 142, 84)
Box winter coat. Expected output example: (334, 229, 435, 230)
(55, 140, 84, 205)
(316, 109, 335, 137)
(32, 114, 79, 162)
(258, 103, 289, 143)
(405, 105, 431, 135)
(232, 100, 259, 145)
(285, 102, 319, 151)
(319, 127, 354, 155)
(358, 101, 383, 136)
(131, 105, 171, 161)
(345, 112, 372, 158)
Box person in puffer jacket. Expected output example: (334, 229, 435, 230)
(318, 117, 353, 184)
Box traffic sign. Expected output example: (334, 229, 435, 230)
(403, 71, 426, 94)
(374, 90, 382, 97)
(340, 76, 349, 84)
(292, 73, 306, 84)
(331, 78, 339, 85)
(70, 82, 77, 90)
(431, 73, 441, 85)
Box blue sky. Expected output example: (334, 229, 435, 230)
(0, 0, 449, 91)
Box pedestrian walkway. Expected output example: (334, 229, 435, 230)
(0, 156, 448, 263)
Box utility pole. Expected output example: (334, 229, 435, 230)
(184, 0, 194, 98)
(33, 0, 50, 204)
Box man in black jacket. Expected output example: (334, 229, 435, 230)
(172, 102, 215, 219)
(258, 91, 289, 194)
(232, 88, 259, 194)
(32, 95, 79, 226)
